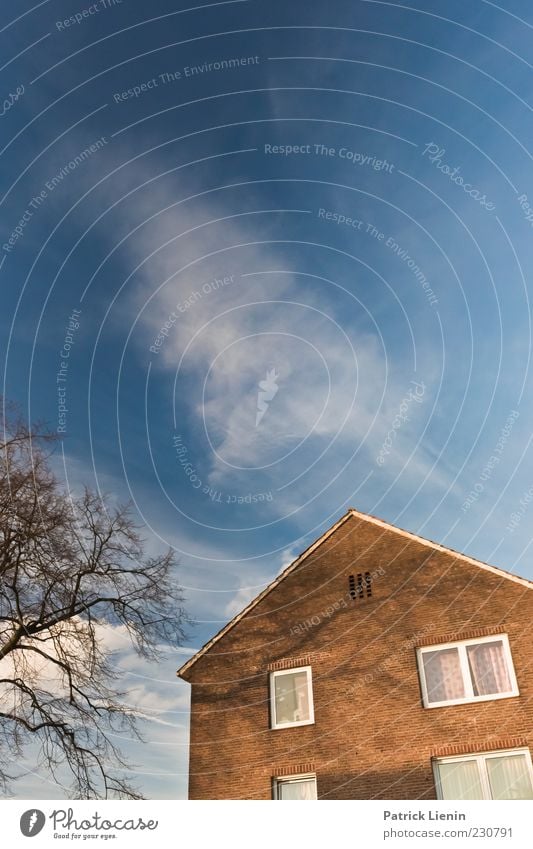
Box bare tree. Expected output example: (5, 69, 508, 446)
(0, 401, 187, 799)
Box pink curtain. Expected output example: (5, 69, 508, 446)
(467, 641, 511, 696)
(423, 648, 465, 703)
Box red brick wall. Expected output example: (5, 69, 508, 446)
(183, 514, 533, 799)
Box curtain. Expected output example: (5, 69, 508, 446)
(436, 760, 483, 800)
(423, 648, 465, 703)
(275, 671, 310, 724)
(486, 755, 533, 800)
(278, 778, 317, 799)
(467, 640, 511, 696)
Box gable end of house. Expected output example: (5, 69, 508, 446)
(177, 508, 533, 680)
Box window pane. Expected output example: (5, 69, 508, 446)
(437, 760, 484, 800)
(278, 778, 317, 799)
(274, 671, 310, 724)
(466, 640, 512, 696)
(486, 755, 533, 800)
(422, 648, 465, 703)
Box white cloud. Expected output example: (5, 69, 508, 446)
(223, 585, 260, 618)
(115, 175, 444, 494)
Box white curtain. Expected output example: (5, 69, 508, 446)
(278, 778, 317, 799)
(437, 760, 483, 799)
(487, 755, 533, 800)
(275, 671, 310, 724)
(423, 648, 465, 703)
(467, 640, 511, 696)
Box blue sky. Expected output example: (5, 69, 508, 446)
(2, 0, 533, 799)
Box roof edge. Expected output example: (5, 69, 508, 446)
(177, 508, 533, 680)
(176, 509, 355, 680)
(347, 507, 533, 591)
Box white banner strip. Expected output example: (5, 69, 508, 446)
(0, 800, 533, 849)
(1, 800, 532, 848)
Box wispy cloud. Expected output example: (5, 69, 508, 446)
(107, 163, 449, 507)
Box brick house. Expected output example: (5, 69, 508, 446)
(177, 508, 533, 800)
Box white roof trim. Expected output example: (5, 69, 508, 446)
(176, 511, 354, 679)
(177, 508, 533, 679)
(348, 508, 533, 590)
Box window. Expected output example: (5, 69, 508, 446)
(270, 666, 314, 729)
(273, 775, 317, 800)
(434, 749, 533, 800)
(417, 634, 519, 708)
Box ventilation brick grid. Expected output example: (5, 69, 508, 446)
(349, 572, 372, 600)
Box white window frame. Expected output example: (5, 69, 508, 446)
(270, 665, 315, 729)
(273, 773, 318, 800)
(433, 748, 533, 800)
(417, 633, 519, 708)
